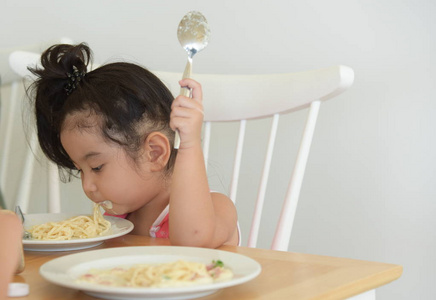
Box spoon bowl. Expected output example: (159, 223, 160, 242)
(177, 11, 211, 60)
(174, 11, 211, 149)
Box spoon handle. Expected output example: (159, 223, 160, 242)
(174, 58, 193, 149)
(179, 58, 192, 96)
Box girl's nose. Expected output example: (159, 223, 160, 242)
(81, 173, 97, 194)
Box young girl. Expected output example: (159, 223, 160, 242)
(28, 43, 239, 248)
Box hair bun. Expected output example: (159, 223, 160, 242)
(28, 43, 93, 103)
(41, 43, 91, 75)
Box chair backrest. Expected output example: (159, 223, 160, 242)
(156, 66, 354, 251)
(7, 49, 354, 250)
(1, 38, 73, 213)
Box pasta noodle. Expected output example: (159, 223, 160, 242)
(28, 204, 111, 240)
(77, 260, 233, 288)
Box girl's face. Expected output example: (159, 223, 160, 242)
(60, 115, 164, 215)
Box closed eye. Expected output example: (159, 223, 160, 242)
(92, 165, 104, 172)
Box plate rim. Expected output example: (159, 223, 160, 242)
(39, 246, 262, 296)
(22, 213, 134, 248)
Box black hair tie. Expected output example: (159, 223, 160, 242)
(65, 66, 86, 96)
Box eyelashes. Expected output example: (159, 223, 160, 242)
(74, 164, 104, 174)
(92, 165, 104, 172)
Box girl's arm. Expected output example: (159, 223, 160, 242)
(169, 79, 238, 248)
(0, 211, 24, 300)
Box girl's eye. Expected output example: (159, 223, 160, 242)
(92, 165, 103, 172)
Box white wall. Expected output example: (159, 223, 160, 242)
(1, 1, 435, 299)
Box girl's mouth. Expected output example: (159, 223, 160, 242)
(100, 200, 123, 215)
(101, 200, 113, 209)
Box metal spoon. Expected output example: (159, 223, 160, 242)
(174, 11, 211, 149)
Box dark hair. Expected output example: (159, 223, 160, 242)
(28, 43, 177, 179)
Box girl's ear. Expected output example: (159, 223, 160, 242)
(144, 132, 171, 172)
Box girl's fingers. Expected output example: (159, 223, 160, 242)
(171, 105, 203, 119)
(179, 79, 203, 102)
(171, 95, 204, 114)
(172, 95, 203, 110)
(170, 112, 201, 132)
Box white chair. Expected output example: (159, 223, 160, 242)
(7, 49, 353, 250)
(156, 66, 354, 251)
(1, 38, 73, 212)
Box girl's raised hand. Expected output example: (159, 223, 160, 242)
(170, 79, 204, 149)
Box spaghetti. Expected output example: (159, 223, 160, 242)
(28, 204, 111, 240)
(77, 260, 233, 288)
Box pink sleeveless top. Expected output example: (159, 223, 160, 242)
(105, 203, 241, 244)
(104, 205, 169, 238)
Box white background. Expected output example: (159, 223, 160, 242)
(0, 1, 434, 299)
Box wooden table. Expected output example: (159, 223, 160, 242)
(13, 234, 402, 300)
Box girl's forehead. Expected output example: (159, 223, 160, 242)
(62, 110, 101, 133)
(60, 111, 124, 154)
(60, 118, 117, 163)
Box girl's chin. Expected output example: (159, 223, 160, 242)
(102, 207, 124, 216)
(98, 200, 131, 216)
(99, 201, 122, 215)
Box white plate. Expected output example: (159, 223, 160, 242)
(40, 246, 261, 299)
(23, 213, 134, 251)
